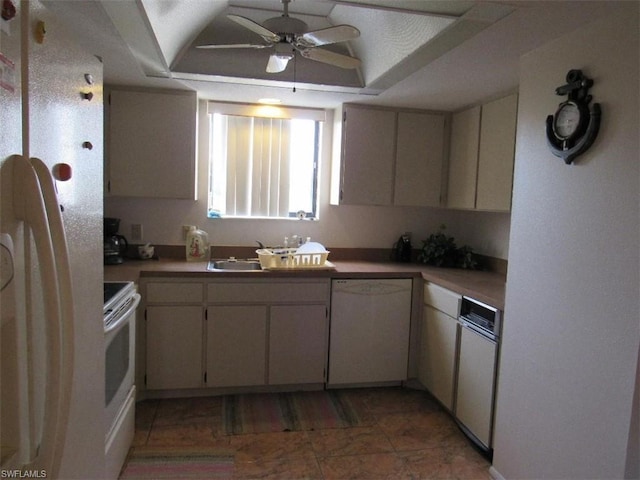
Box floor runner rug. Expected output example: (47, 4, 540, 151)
(222, 390, 362, 435)
(119, 447, 234, 479)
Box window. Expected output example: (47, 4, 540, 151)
(207, 102, 324, 219)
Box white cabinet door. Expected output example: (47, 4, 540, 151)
(447, 94, 517, 211)
(447, 106, 481, 209)
(206, 306, 267, 387)
(340, 106, 396, 205)
(269, 305, 328, 385)
(107, 89, 197, 199)
(455, 326, 498, 448)
(146, 306, 203, 390)
(419, 306, 458, 410)
(476, 93, 518, 211)
(395, 112, 445, 207)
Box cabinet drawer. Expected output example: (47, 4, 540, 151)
(207, 282, 329, 304)
(146, 282, 204, 304)
(423, 282, 461, 317)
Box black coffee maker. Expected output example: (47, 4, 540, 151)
(104, 217, 128, 265)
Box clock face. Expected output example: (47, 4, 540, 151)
(554, 102, 581, 139)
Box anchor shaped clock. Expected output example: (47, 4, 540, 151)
(545, 69, 602, 165)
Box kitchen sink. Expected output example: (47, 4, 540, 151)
(207, 259, 262, 271)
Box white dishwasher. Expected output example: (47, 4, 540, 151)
(328, 278, 412, 386)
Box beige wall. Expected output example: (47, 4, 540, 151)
(493, 4, 639, 479)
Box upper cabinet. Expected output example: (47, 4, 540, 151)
(106, 89, 197, 199)
(340, 106, 396, 205)
(334, 104, 446, 207)
(395, 112, 445, 207)
(446, 93, 518, 211)
(476, 94, 518, 211)
(446, 106, 481, 210)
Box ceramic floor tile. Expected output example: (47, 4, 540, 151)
(399, 444, 492, 480)
(348, 387, 441, 416)
(153, 396, 223, 426)
(309, 426, 394, 458)
(132, 388, 492, 480)
(230, 431, 312, 463)
(146, 422, 229, 448)
(318, 452, 413, 480)
(377, 410, 468, 452)
(134, 399, 158, 428)
(131, 425, 151, 447)
(233, 451, 322, 479)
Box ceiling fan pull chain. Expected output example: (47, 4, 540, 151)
(293, 49, 297, 93)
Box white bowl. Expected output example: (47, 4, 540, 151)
(138, 245, 154, 259)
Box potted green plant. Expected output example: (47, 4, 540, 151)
(418, 225, 479, 270)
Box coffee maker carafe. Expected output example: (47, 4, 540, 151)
(104, 217, 128, 265)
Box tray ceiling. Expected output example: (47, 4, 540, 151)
(100, 0, 513, 95)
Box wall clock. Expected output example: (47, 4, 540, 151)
(545, 69, 602, 164)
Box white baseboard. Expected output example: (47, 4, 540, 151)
(489, 465, 506, 480)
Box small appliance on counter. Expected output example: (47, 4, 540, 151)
(104, 217, 128, 265)
(393, 232, 412, 262)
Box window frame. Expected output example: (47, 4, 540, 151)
(207, 101, 326, 220)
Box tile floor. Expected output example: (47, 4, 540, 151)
(125, 387, 492, 479)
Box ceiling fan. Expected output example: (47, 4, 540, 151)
(197, 0, 361, 74)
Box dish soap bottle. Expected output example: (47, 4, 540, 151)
(186, 226, 209, 262)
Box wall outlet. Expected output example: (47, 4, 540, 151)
(131, 224, 143, 243)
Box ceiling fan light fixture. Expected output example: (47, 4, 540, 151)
(266, 53, 292, 73)
(197, 0, 361, 75)
(274, 42, 294, 58)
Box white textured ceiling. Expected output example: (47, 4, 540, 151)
(44, 0, 624, 110)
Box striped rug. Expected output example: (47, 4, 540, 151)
(222, 390, 362, 435)
(119, 447, 234, 479)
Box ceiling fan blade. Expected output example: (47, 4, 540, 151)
(227, 14, 280, 43)
(299, 48, 361, 69)
(196, 43, 271, 49)
(266, 54, 291, 73)
(297, 25, 360, 47)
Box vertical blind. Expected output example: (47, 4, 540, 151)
(211, 114, 292, 217)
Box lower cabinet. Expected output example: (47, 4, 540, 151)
(269, 305, 328, 385)
(419, 282, 462, 410)
(419, 306, 458, 410)
(141, 278, 329, 393)
(206, 306, 267, 387)
(146, 305, 204, 390)
(419, 280, 500, 451)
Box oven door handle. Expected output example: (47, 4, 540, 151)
(105, 293, 141, 335)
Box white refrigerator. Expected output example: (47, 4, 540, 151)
(1, 1, 105, 478)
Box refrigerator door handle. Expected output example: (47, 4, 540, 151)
(11, 155, 64, 474)
(30, 157, 75, 476)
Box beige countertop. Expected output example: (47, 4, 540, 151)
(105, 258, 506, 310)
